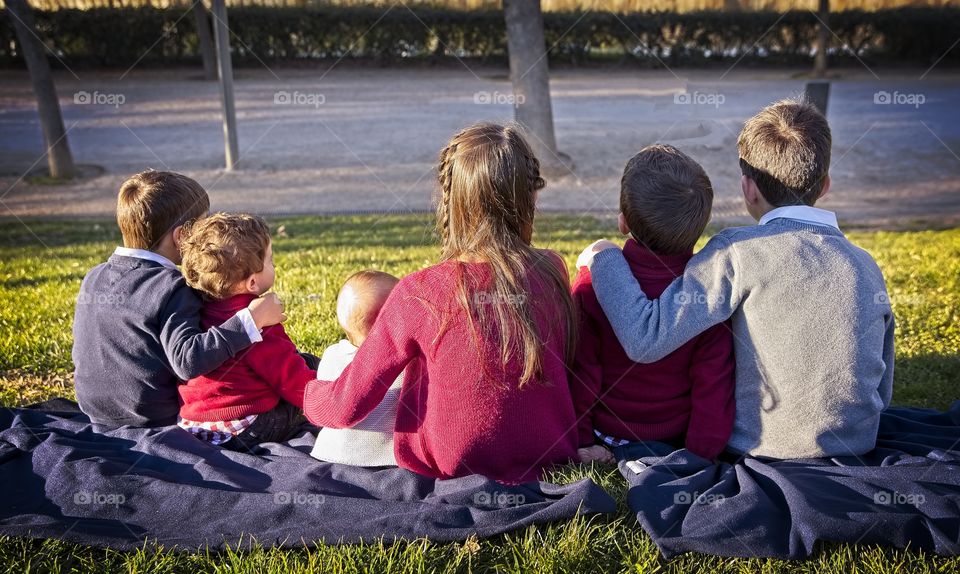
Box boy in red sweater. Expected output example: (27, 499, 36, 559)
(177, 213, 317, 451)
(573, 144, 736, 463)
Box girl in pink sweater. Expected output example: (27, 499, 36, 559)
(304, 123, 579, 484)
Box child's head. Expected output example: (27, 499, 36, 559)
(180, 213, 274, 301)
(336, 270, 399, 347)
(436, 122, 545, 250)
(618, 144, 713, 255)
(435, 122, 576, 386)
(117, 170, 209, 262)
(737, 98, 832, 219)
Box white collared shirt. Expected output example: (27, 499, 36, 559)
(758, 205, 840, 230)
(112, 246, 262, 343)
(113, 246, 177, 269)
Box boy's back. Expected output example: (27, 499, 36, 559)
(589, 214, 894, 458)
(572, 238, 735, 459)
(715, 219, 891, 456)
(74, 253, 250, 427)
(584, 99, 895, 459)
(72, 171, 270, 428)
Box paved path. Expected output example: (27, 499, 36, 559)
(1, 67, 958, 227)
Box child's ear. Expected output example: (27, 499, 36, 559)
(617, 213, 630, 236)
(741, 175, 759, 206)
(245, 274, 260, 295)
(172, 225, 184, 249)
(818, 174, 831, 201)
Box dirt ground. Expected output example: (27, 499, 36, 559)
(1, 66, 958, 227)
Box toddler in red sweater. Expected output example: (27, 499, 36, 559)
(177, 213, 316, 452)
(303, 123, 580, 484)
(573, 145, 736, 463)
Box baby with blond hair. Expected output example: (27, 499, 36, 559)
(310, 270, 403, 466)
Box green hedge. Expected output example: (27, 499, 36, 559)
(1, 6, 958, 68)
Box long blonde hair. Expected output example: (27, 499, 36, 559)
(435, 123, 576, 386)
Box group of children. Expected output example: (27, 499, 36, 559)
(72, 97, 895, 485)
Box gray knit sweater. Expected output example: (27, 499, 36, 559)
(588, 218, 895, 458)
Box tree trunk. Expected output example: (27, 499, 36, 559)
(7, 0, 75, 179)
(813, 0, 830, 78)
(504, 0, 568, 173)
(193, 0, 218, 81)
(211, 0, 239, 170)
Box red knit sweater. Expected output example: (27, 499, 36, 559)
(178, 294, 315, 422)
(303, 258, 578, 484)
(570, 239, 735, 459)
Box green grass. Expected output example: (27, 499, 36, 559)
(1, 214, 958, 573)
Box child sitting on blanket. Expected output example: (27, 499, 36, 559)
(573, 144, 735, 464)
(177, 213, 316, 451)
(311, 270, 402, 466)
(581, 98, 895, 459)
(72, 171, 284, 428)
(302, 123, 580, 484)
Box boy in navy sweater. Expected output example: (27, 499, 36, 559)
(72, 170, 285, 427)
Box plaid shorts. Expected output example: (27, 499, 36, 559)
(594, 429, 631, 448)
(178, 414, 258, 446)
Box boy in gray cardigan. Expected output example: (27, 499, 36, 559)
(580, 99, 895, 459)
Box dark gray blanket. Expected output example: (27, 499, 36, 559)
(0, 401, 616, 549)
(616, 404, 960, 559)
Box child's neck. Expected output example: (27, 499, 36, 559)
(153, 245, 180, 264)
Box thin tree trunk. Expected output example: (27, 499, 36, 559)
(211, 0, 239, 170)
(813, 0, 829, 78)
(7, 0, 75, 179)
(504, 0, 565, 172)
(193, 0, 218, 81)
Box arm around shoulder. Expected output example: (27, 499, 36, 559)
(589, 234, 741, 363)
(159, 283, 253, 380)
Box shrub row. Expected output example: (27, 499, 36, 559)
(1, 6, 958, 68)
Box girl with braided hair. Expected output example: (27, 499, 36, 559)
(304, 123, 579, 483)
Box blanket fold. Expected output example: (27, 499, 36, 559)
(616, 403, 960, 559)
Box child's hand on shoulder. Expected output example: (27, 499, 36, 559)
(248, 292, 286, 329)
(578, 444, 615, 464)
(576, 240, 621, 269)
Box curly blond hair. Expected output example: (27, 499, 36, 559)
(180, 213, 271, 301)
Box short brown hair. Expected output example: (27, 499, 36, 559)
(116, 170, 209, 250)
(337, 270, 399, 343)
(620, 144, 713, 255)
(737, 98, 832, 207)
(180, 213, 271, 301)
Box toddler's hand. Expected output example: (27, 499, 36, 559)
(578, 445, 615, 464)
(576, 240, 620, 269)
(248, 292, 286, 329)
